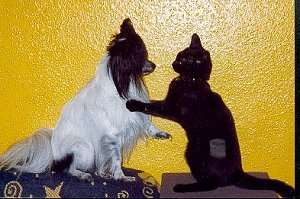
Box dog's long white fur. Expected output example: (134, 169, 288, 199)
(0, 55, 162, 180)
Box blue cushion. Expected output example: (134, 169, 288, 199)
(0, 168, 160, 198)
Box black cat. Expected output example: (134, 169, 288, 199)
(126, 34, 295, 198)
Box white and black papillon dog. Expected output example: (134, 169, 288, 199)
(0, 18, 170, 182)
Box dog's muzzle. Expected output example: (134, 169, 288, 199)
(142, 60, 156, 75)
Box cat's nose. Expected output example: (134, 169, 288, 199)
(172, 60, 181, 67)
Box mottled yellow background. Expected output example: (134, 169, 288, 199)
(0, 0, 294, 186)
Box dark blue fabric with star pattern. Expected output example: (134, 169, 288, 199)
(0, 168, 160, 198)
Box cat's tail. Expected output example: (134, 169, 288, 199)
(0, 128, 53, 173)
(234, 172, 295, 198)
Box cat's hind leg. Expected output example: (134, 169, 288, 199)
(173, 176, 218, 192)
(173, 181, 218, 192)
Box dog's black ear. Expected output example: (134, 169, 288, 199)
(120, 18, 136, 35)
(190, 33, 202, 48)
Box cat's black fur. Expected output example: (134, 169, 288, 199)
(126, 34, 295, 198)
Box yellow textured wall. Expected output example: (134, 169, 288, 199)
(0, 0, 294, 186)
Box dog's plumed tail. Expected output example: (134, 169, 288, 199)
(0, 128, 53, 173)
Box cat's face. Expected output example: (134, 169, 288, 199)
(172, 34, 212, 80)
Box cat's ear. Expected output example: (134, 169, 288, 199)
(120, 18, 136, 35)
(190, 33, 202, 48)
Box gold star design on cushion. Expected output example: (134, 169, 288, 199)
(138, 172, 159, 188)
(44, 182, 64, 198)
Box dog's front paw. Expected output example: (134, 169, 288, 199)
(126, 100, 145, 112)
(96, 171, 112, 179)
(78, 173, 93, 183)
(119, 176, 136, 182)
(154, 131, 172, 139)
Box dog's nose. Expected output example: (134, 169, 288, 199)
(143, 60, 156, 75)
(147, 60, 156, 70)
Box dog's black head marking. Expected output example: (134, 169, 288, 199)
(106, 18, 156, 99)
(120, 18, 136, 36)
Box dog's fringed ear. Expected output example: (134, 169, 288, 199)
(120, 18, 136, 35)
(190, 33, 202, 48)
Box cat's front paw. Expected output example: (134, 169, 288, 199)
(154, 131, 172, 140)
(126, 100, 145, 112)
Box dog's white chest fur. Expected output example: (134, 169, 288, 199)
(51, 56, 151, 173)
